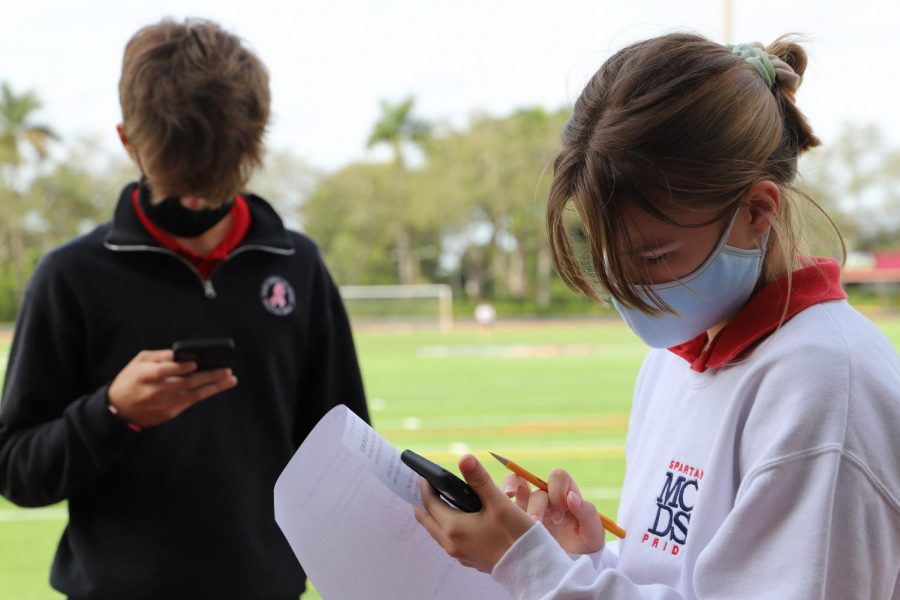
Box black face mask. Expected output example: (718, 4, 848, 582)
(138, 181, 233, 238)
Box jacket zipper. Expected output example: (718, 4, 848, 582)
(103, 242, 294, 299)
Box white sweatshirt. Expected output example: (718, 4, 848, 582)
(493, 300, 900, 599)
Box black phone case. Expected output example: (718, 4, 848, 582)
(172, 338, 235, 371)
(401, 449, 482, 513)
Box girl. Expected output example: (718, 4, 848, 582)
(414, 33, 900, 598)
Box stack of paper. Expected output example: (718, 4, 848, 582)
(274, 405, 512, 599)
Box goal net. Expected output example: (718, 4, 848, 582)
(339, 284, 453, 331)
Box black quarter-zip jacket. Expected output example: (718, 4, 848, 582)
(0, 182, 369, 599)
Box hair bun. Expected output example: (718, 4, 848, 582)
(765, 35, 809, 102)
(765, 35, 820, 153)
(766, 36, 809, 81)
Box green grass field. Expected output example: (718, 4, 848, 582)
(1, 315, 899, 599)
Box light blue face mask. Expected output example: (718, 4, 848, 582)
(611, 213, 768, 349)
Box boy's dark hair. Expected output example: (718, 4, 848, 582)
(119, 18, 270, 204)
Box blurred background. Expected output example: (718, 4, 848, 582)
(2, 1, 899, 598)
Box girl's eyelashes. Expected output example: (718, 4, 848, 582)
(640, 252, 672, 266)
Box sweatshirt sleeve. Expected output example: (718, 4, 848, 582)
(493, 524, 682, 599)
(694, 448, 900, 598)
(493, 450, 900, 599)
(0, 257, 137, 507)
(294, 252, 369, 445)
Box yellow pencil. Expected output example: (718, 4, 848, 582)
(490, 451, 627, 539)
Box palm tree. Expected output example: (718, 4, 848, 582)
(0, 82, 56, 170)
(0, 82, 57, 308)
(366, 97, 430, 169)
(366, 97, 430, 284)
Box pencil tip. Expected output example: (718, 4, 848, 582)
(489, 451, 508, 464)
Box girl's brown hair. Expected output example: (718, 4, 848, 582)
(119, 18, 270, 205)
(547, 33, 842, 313)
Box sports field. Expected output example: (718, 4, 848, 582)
(1, 316, 899, 599)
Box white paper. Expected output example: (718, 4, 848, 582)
(339, 405, 422, 507)
(274, 405, 512, 600)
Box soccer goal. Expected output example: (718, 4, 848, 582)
(339, 284, 453, 331)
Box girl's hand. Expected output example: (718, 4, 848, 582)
(503, 468, 606, 554)
(107, 349, 238, 427)
(413, 454, 535, 573)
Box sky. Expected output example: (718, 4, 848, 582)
(2, 0, 899, 171)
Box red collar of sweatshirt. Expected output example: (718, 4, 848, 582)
(668, 258, 847, 372)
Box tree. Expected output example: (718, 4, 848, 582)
(366, 97, 431, 284)
(247, 148, 319, 230)
(302, 162, 403, 285)
(799, 124, 900, 253)
(0, 82, 56, 171)
(366, 97, 430, 169)
(26, 138, 132, 250)
(0, 83, 58, 315)
(422, 107, 569, 305)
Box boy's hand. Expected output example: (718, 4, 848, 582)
(107, 349, 237, 427)
(503, 468, 606, 554)
(414, 454, 534, 573)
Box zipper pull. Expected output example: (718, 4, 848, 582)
(203, 279, 217, 299)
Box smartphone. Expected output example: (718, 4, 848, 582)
(172, 338, 235, 371)
(401, 449, 482, 513)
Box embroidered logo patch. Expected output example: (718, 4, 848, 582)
(261, 275, 296, 316)
(642, 459, 703, 557)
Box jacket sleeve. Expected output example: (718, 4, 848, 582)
(0, 256, 137, 507)
(294, 253, 369, 446)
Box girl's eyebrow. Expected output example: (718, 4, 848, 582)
(629, 240, 678, 256)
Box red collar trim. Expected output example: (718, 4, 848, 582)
(130, 189, 251, 276)
(668, 258, 847, 373)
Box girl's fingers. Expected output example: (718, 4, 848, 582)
(501, 473, 521, 497)
(547, 468, 577, 522)
(566, 490, 605, 538)
(526, 489, 549, 522)
(413, 505, 448, 548)
(418, 477, 456, 524)
(501, 474, 531, 511)
(457, 454, 507, 505)
(514, 480, 530, 511)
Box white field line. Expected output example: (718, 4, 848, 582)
(376, 412, 628, 428)
(415, 343, 647, 359)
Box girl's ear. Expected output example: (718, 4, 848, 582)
(744, 180, 781, 241)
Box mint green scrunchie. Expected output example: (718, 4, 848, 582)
(728, 43, 776, 89)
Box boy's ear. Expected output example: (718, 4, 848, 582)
(116, 124, 136, 160)
(744, 181, 780, 241)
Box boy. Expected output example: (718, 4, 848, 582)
(0, 17, 368, 598)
